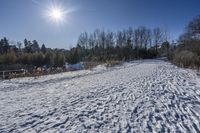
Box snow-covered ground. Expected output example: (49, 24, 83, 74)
(0, 60, 200, 133)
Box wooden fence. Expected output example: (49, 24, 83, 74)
(0, 69, 26, 80)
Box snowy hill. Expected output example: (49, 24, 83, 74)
(0, 60, 200, 132)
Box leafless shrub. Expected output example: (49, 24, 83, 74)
(106, 60, 123, 67)
(83, 62, 100, 69)
(173, 50, 200, 68)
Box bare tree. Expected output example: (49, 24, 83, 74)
(153, 27, 163, 53)
(88, 34, 94, 49)
(186, 15, 200, 38)
(106, 31, 114, 49)
(77, 32, 88, 49)
(126, 27, 133, 48)
(17, 42, 22, 51)
(116, 31, 123, 48)
(144, 28, 152, 50)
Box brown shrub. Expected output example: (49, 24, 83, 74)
(83, 62, 101, 69)
(173, 50, 200, 68)
(106, 60, 123, 67)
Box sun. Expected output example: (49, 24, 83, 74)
(50, 8, 63, 20)
(44, 2, 75, 25)
(47, 7, 65, 23)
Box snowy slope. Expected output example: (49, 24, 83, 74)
(0, 60, 200, 133)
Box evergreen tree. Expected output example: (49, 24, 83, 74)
(41, 44, 47, 53)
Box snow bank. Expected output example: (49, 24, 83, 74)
(92, 64, 107, 72)
(65, 62, 84, 70)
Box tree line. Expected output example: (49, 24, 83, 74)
(74, 26, 168, 62)
(0, 26, 171, 71)
(0, 39, 66, 70)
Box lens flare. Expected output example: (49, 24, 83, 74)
(48, 7, 64, 22)
(42, 1, 76, 25)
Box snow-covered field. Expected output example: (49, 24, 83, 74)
(0, 60, 200, 133)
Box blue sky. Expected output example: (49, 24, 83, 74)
(0, 0, 200, 49)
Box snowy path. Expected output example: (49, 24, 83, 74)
(0, 60, 200, 133)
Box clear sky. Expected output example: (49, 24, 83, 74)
(0, 0, 200, 49)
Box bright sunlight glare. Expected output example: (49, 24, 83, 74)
(47, 7, 65, 23)
(43, 1, 76, 25)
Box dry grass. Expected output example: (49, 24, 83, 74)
(106, 60, 123, 67)
(83, 62, 101, 69)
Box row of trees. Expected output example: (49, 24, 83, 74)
(0, 39, 66, 69)
(74, 26, 168, 61)
(0, 26, 170, 70)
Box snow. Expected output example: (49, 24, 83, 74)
(0, 60, 200, 132)
(92, 64, 107, 72)
(65, 62, 84, 70)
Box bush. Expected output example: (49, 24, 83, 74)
(83, 62, 100, 69)
(173, 50, 200, 68)
(106, 60, 122, 67)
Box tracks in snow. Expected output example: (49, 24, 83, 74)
(0, 60, 200, 132)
